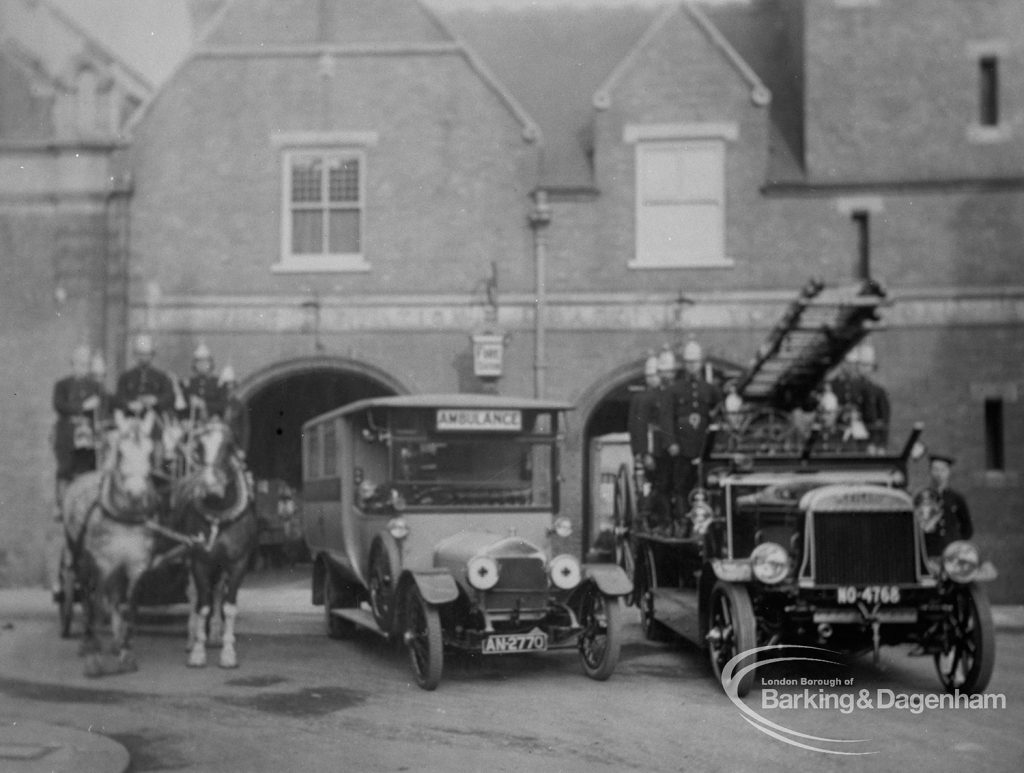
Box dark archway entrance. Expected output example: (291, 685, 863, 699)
(244, 367, 398, 489)
(581, 376, 640, 551)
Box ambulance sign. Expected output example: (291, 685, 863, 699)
(436, 409, 522, 432)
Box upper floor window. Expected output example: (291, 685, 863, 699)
(979, 56, 999, 127)
(272, 131, 377, 273)
(624, 123, 736, 269)
(966, 42, 1010, 143)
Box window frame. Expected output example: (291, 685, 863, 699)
(272, 131, 378, 274)
(624, 123, 737, 270)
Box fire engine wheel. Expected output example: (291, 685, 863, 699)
(637, 550, 671, 642)
(403, 586, 443, 691)
(578, 588, 624, 681)
(368, 546, 395, 632)
(57, 548, 76, 639)
(707, 581, 757, 698)
(323, 567, 356, 640)
(934, 583, 995, 695)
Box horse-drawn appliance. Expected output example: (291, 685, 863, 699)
(57, 403, 257, 674)
(610, 280, 998, 697)
(302, 394, 632, 690)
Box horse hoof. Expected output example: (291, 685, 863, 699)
(83, 654, 102, 678)
(219, 652, 238, 669)
(118, 651, 138, 673)
(187, 651, 207, 668)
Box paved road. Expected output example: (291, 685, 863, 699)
(1, 567, 1022, 773)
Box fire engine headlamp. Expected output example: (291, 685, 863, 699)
(942, 540, 980, 584)
(751, 542, 791, 585)
(549, 554, 582, 590)
(552, 517, 573, 539)
(467, 555, 500, 590)
(387, 517, 409, 540)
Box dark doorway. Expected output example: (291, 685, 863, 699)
(582, 378, 639, 552)
(245, 369, 395, 490)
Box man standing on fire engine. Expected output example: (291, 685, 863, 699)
(665, 339, 722, 521)
(628, 352, 661, 473)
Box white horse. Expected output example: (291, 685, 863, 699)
(62, 410, 160, 676)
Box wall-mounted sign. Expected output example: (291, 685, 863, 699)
(472, 332, 505, 378)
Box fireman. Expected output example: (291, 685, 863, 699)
(52, 345, 105, 517)
(182, 343, 227, 422)
(914, 453, 973, 557)
(628, 352, 662, 476)
(116, 333, 176, 418)
(856, 342, 891, 452)
(664, 339, 722, 520)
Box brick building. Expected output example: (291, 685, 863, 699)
(0, 0, 149, 584)
(3, 0, 1022, 600)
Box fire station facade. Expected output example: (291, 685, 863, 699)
(6, 0, 1024, 600)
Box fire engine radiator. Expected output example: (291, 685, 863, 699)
(811, 510, 917, 585)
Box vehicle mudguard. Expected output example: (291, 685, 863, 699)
(404, 569, 459, 606)
(582, 563, 633, 597)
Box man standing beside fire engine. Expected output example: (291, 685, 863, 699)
(664, 339, 721, 524)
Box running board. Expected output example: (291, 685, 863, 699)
(332, 607, 389, 638)
(651, 588, 702, 644)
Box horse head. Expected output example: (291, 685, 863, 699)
(109, 409, 158, 513)
(192, 418, 234, 499)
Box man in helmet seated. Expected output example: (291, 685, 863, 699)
(182, 343, 227, 424)
(116, 333, 176, 419)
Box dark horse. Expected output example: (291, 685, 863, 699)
(61, 410, 159, 676)
(170, 417, 258, 668)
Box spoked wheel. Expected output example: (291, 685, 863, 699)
(578, 587, 624, 681)
(403, 586, 443, 691)
(612, 465, 636, 583)
(934, 583, 995, 694)
(58, 547, 76, 639)
(637, 550, 671, 642)
(323, 566, 356, 640)
(706, 581, 757, 697)
(368, 546, 395, 632)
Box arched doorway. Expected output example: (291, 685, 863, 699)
(578, 366, 645, 553)
(239, 358, 405, 490)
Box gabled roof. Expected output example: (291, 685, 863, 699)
(205, 0, 452, 46)
(0, 0, 152, 140)
(438, 1, 664, 188)
(0, 0, 152, 94)
(437, 1, 773, 189)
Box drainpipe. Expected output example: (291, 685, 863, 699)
(528, 190, 552, 398)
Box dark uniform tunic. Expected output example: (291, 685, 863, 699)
(53, 375, 105, 480)
(917, 487, 974, 557)
(183, 374, 227, 420)
(861, 377, 891, 447)
(115, 364, 176, 415)
(663, 373, 722, 507)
